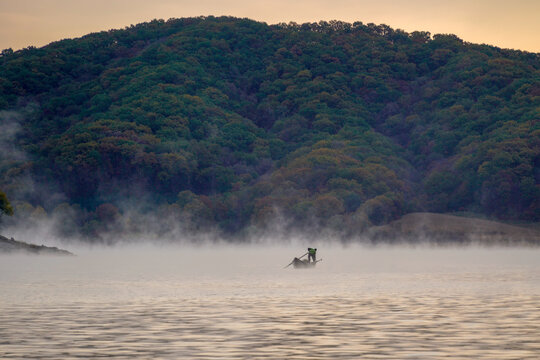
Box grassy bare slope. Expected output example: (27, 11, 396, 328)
(369, 213, 540, 244)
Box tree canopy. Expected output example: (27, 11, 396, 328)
(0, 17, 538, 240)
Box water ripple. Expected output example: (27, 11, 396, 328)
(1, 294, 539, 359)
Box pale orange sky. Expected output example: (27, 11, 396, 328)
(0, 0, 539, 52)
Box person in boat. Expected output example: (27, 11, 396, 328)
(307, 247, 317, 263)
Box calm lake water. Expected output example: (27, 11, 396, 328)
(1, 245, 539, 359)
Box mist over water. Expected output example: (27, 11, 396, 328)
(1, 244, 539, 359)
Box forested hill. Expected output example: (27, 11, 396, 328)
(0, 17, 539, 240)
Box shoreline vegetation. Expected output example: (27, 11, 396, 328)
(1, 212, 538, 250)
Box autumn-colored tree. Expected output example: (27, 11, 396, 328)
(0, 191, 14, 217)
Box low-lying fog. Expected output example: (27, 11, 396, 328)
(2, 244, 539, 304)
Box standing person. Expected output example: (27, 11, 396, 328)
(308, 247, 317, 263)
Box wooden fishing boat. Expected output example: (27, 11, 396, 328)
(292, 257, 321, 269)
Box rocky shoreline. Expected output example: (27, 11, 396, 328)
(0, 234, 74, 255)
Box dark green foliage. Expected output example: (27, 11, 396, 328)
(0, 16, 538, 238)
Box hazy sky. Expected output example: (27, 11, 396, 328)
(1, 0, 539, 52)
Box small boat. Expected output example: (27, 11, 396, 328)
(292, 257, 321, 269)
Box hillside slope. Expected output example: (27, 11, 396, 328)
(0, 17, 538, 240)
(368, 213, 540, 244)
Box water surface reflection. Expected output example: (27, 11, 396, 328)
(1, 246, 539, 359)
